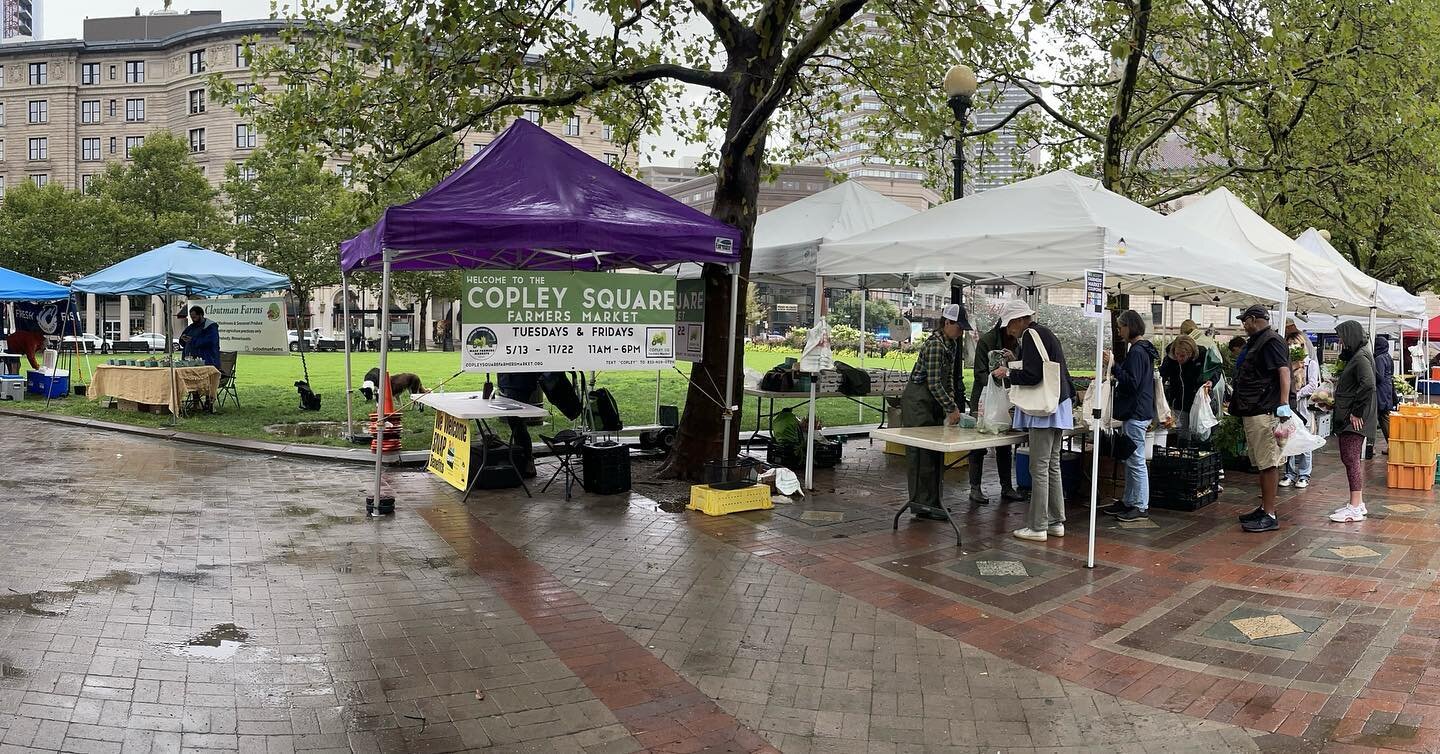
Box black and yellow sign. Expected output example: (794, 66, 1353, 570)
(427, 410, 471, 490)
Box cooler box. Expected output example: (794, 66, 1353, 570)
(0, 374, 23, 401)
(26, 369, 69, 398)
(1015, 448, 1084, 498)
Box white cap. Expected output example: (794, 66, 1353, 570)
(942, 303, 961, 322)
(997, 299, 1036, 328)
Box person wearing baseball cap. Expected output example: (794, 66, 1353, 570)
(1230, 304, 1292, 533)
(898, 302, 970, 521)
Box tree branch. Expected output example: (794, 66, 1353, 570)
(690, 0, 748, 53)
(1007, 77, 1105, 143)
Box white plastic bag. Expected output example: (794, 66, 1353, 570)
(1190, 387, 1219, 437)
(978, 379, 1012, 434)
(1278, 416, 1325, 458)
(1152, 370, 1173, 427)
(1078, 379, 1114, 430)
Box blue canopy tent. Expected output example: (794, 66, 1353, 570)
(0, 267, 69, 302)
(72, 241, 291, 417)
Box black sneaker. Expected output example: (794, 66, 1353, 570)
(1101, 501, 1129, 516)
(1241, 514, 1279, 533)
(1000, 487, 1026, 503)
(969, 488, 991, 506)
(1116, 505, 1149, 522)
(1238, 507, 1267, 523)
(912, 505, 949, 521)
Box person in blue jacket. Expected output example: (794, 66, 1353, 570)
(179, 305, 221, 367)
(1101, 310, 1159, 522)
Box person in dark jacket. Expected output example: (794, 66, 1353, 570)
(991, 300, 1075, 542)
(497, 372, 542, 478)
(967, 321, 1021, 504)
(1328, 320, 1376, 522)
(179, 306, 221, 367)
(1101, 310, 1158, 521)
(1374, 334, 1396, 451)
(1159, 335, 1218, 441)
(1232, 305, 1292, 533)
(900, 304, 970, 520)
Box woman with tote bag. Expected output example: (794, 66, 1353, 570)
(991, 300, 1076, 542)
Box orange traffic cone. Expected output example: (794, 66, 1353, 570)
(369, 372, 404, 454)
(381, 371, 397, 416)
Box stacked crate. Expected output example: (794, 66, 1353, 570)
(1387, 405, 1440, 491)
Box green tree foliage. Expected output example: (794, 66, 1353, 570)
(222, 145, 362, 333)
(91, 132, 229, 255)
(225, 0, 1013, 477)
(826, 292, 900, 332)
(0, 181, 122, 281)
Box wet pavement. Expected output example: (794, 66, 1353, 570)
(0, 415, 1432, 752)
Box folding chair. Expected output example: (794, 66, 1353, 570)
(216, 351, 239, 409)
(539, 430, 586, 500)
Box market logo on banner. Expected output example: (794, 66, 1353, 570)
(460, 271, 677, 373)
(266, 303, 281, 321)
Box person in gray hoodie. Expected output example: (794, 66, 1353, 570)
(1328, 320, 1376, 522)
(1101, 310, 1159, 521)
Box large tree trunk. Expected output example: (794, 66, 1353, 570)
(418, 297, 429, 352)
(660, 71, 769, 481)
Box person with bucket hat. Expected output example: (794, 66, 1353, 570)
(991, 299, 1075, 542)
(1231, 305, 1292, 533)
(899, 303, 970, 520)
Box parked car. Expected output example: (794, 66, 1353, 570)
(61, 334, 112, 353)
(128, 332, 178, 351)
(288, 328, 323, 351)
(760, 331, 786, 344)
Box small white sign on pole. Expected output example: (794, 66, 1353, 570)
(1083, 269, 1105, 318)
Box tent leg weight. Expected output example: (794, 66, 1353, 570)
(366, 495, 396, 517)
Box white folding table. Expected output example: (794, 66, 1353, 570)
(415, 392, 549, 500)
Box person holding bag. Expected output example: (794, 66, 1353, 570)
(1100, 310, 1159, 522)
(1159, 336, 1218, 442)
(1281, 324, 1320, 488)
(1328, 320, 1376, 522)
(967, 319, 1022, 504)
(899, 304, 970, 521)
(991, 300, 1075, 542)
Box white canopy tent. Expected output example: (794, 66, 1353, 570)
(818, 169, 1288, 569)
(1293, 228, 1426, 319)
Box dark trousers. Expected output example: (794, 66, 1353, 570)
(968, 445, 1013, 489)
(900, 382, 946, 513)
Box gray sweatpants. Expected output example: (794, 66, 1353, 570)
(1027, 428, 1066, 530)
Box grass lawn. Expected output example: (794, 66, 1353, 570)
(13, 347, 931, 451)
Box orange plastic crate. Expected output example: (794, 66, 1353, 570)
(1390, 413, 1440, 442)
(1388, 437, 1440, 466)
(1387, 463, 1436, 491)
(1398, 403, 1440, 417)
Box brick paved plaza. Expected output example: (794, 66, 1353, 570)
(2, 414, 1436, 752)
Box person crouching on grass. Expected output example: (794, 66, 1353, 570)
(1231, 305, 1292, 533)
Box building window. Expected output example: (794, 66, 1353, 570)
(125, 136, 144, 159)
(188, 88, 206, 114)
(0, 138, 5, 161)
(28, 137, 47, 161)
(81, 174, 94, 193)
(604, 153, 619, 167)
(1190, 304, 1204, 322)
(234, 44, 249, 68)
(109, 64, 116, 80)
(0, 65, 4, 88)
(82, 138, 100, 161)
(125, 98, 144, 122)
(0, 102, 4, 126)
(125, 61, 144, 83)
(522, 109, 541, 124)
(235, 124, 256, 149)
(29, 174, 47, 187)
(81, 100, 100, 124)
(188, 128, 206, 153)
(109, 137, 117, 154)
(108, 99, 117, 117)
(473, 143, 487, 155)
(188, 50, 207, 75)
(564, 116, 580, 137)
(602, 124, 613, 142)
(237, 165, 257, 182)
(27, 100, 46, 124)
(0, 177, 5, 200)
(28, 63, 46, 85)
(336, 164, 351, 187)
(80, 63, 100, 85)
(381, 55, 393, 71)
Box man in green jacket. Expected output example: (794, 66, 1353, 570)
(968, 319, 1023, 504)
(900, 304, 970, 519)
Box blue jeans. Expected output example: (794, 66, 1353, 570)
(1285, 451, 1312, 482)
(1122, 419, 1149, 511)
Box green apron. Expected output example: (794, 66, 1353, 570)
(901, 379, 948, 516)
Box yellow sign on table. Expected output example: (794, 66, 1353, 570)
(427, 410, 471, 490)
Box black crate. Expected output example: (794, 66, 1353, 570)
(1148, 446, 1223, 511)
(1151, 484, 1221, 511)
(703, 457, 760, 486)
(767, 441, 841, 471)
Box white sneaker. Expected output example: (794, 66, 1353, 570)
(1329, 505, 1366, 523)
(1013, 527, 1048, 542)
(1278, 477, 1293, 488)
(1047, 523, 1065, 537)
(1295, 479, 1309, 489)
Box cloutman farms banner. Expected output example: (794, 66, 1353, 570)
(461, 271, 677, 372)
(186, 297, 287, 354)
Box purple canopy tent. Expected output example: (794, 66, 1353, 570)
(338, 118, 743, 511)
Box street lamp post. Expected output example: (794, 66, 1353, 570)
(942, 63, 978, 404)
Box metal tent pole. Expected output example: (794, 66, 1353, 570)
(858, 287, 867, 424)
(805, 274, 823, 491)
(1086, 311, 1105, 569)
(720, 263, 741, 461)
(369, 252, 394, 514)
(341, 273, 355, 440)
(166, 293, 179, 423)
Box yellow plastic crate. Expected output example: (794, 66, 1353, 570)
(1387, 463, 1436, 491)
(687, 484, 773, 516)
(1388, 437, 1440, 466)
(1390, 413, 1440, 442)
(883, 441, 969, 467)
